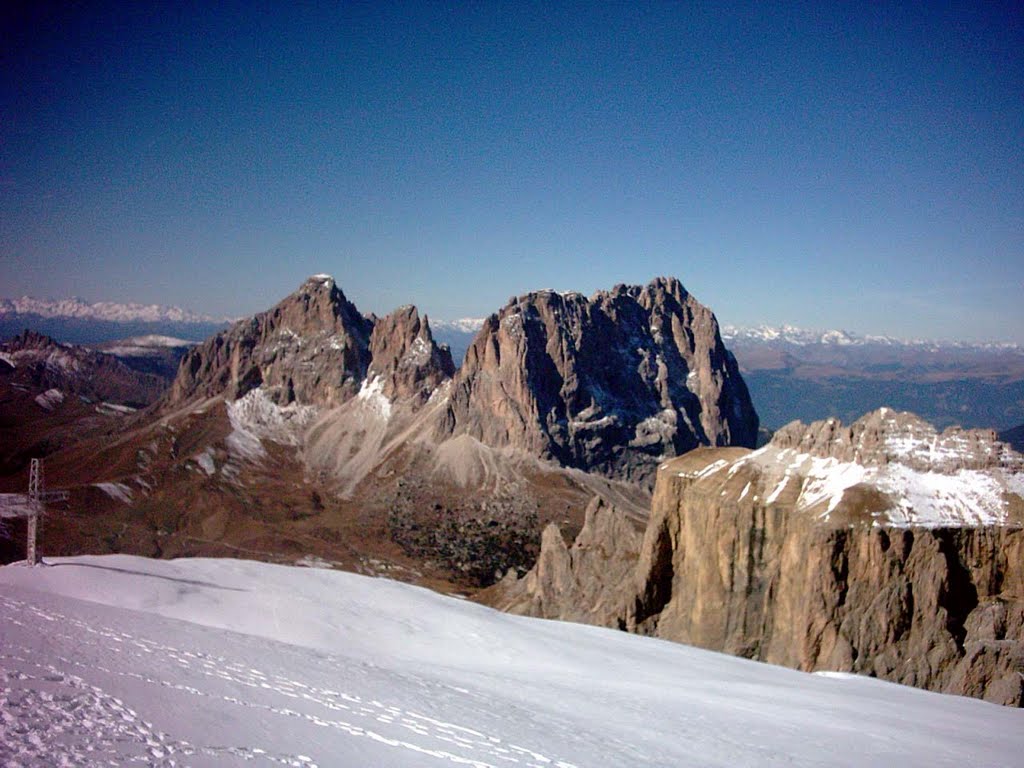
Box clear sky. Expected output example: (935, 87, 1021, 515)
(2, 2, 1022, 341)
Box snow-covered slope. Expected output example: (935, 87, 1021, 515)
(1, 556, 1021, 766)
(432, 318, 486, 335)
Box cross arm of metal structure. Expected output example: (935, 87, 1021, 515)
(37, 490, 70, 504)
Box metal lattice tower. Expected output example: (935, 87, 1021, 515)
(27, 459, 42, 565)
(25, 458, 68, 566)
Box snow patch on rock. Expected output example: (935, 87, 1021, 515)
(400, 336, 431, 368)
(34, 388, 65, 411)
(194, 449, 216, 476)
(226, 388, 319, 461)
(96, 402, 137, 416)
(356, 376, 392, 420)
(427, 379, 453, 404)
(95, 483, 133, 504)
(738, 442, 1023, 527)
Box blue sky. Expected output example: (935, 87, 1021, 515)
(2, 2, 1022, 341)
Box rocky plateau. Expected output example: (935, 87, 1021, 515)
(495, 409, 1024, 706)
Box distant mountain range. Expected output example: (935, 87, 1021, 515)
(5, 291, 1023, 434)
(0, 296, 230, 345)
(429, 318, 484, 367)
(719, 325, 1024, 432)
(0, 296, 228, 324)
(721, 324, 1022, 352)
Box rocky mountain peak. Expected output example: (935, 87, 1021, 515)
(434, 276, 758, 484)
(5, 329, 62, 351)
(266, 274, 369, 341)
(168, 276, 374, 408)
(771, 408, 1022, 473)
(634, 275, 688, 306)
(368, 306, 455, 402)
(166, 277, 459, 412)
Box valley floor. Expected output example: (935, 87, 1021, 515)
(1, 556, 1022, 767)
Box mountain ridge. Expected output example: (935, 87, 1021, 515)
(723, 323, 1024, 352)
(8, 274, 753, 590)
(432, 277, 758, 484)
(0, 295, 231, 325)
(8, 293, 1020, 351)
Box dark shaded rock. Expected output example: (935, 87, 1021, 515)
(0, 330, 167, 406)
(1001, 423, 1024, 453)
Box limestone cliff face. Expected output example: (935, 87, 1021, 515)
(500, 410, 1024, 705)
(627, 450, 1024, 706)
(496, 497, 642, 623)
(434, 277, 758, 484)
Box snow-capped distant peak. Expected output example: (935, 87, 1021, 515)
(720, 323, 1022, 352)
(432, 317, 486, 333)
(722, 324, 882, 346)
(0, 296, 227, 324)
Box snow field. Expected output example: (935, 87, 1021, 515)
(0, 555, 1022, 767)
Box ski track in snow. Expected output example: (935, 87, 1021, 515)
(0, 594, 577, 768)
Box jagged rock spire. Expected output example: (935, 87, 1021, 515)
(368, 306, 455, 402)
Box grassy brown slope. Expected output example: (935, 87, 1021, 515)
(7, 394, 651, 597)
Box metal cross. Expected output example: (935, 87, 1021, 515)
(26, 458, 69, 566)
